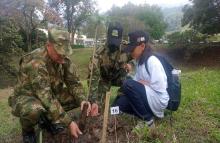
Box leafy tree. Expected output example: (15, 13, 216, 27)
(0, 17, 24, 53)
(0, 0, 47, 51)
(182, 0, 220, 34)
(106, 3, 167, 39)
(81, 12, 106, 39)
(0, 0, 63, 51)
(20, 29, 47, 51)
(49, 0, 95, 44)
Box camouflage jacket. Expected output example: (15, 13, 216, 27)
(88, 44, 132, 103)
(10, 48, 84, 126)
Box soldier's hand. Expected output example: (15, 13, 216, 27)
(80, 101, 91, 116)
(123, 63, 132, 73)
(69, 121, 82, 139)
(90, 103, 99, 116)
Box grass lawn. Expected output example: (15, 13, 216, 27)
(0, 48, 219, 142)
(0, 88, 21, 141)
(70, 48, 93, 80)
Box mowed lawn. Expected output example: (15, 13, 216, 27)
(0, 48, 219, 142)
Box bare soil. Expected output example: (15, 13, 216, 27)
(42, 114, 138, 143)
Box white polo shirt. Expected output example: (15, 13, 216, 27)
(133, 55, 169, 118)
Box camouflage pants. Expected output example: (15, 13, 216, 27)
(9, 89, 80, 131)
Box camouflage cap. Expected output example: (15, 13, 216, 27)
(48, 28, 72, 55)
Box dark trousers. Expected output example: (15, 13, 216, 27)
(112, 79, 154, 121)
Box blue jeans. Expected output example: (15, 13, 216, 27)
(112, 79, 154, 121)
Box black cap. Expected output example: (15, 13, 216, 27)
(124, 30, 149, 53)
(107, 22, 123, 48)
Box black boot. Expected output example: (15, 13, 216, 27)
(22, 129, 37, 143)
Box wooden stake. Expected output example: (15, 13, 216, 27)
(100, 91, 111, 143)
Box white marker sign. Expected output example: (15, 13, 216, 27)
(110, 106, 120, 115)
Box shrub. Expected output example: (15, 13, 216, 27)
(166, 30, 207, 48)
(0, 17, 24, 53)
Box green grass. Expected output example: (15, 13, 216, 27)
(0, 90, 21, 139)
(0, 48, 219, 142)
(70, 48, 93, 80)
(134, 69, 220, 143)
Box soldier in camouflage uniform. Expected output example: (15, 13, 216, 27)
(88, 22, 133, 111)
(8, 28, 92, 143)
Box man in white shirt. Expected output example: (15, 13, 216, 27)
(112, 30, 169, 127)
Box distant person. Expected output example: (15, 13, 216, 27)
(112, 30, 169, 128)
(8, 28, 95, 143)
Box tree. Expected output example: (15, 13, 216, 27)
(106, 3, 167, 40)
(81, 12, 106, 39)
(182, 0, 220, 34)
(0, 17, 24, 68)
(0, 0, 46, 51)
(0, 17, 24, 52)
(49, 0, 95, 44)
(0, 0, 62, 51)
(136, 5, 167, 39)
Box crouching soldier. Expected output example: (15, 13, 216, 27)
(8, 28, 93, 143)
(87, 22, 134, 113)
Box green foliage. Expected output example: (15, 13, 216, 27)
(166, 30, 207, 48)
(106, 3, 167, 39)
(182, 0, 220, 34)
(19, 28, 47, 51)
(71, 44, 85, 49)
(30, 29, 47, 50)
(49, 0, 95, 42)
(0, 17, 24, 53)
(81, 12, 106, 39)
(207, 34, 220, 42)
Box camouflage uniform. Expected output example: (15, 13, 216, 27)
(88, 43, 133, 108)
(8, 29, 84, 132)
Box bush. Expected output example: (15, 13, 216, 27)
(0, 17, 24, 53)
(166, 30, 207, 48)
(19, 28, 47, 51)
(31, 29, 47, 50)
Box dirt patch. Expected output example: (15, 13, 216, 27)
(42, 114, 138, 143)
(0, 88, 13, 100)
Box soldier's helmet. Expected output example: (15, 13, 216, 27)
(48, 28, 72, 55)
